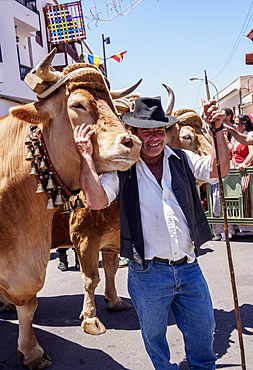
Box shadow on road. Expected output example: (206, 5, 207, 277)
(32, 294, 140, 331)
(0, 293, 140, 331)
(1, 295, 252, 369)
(214, 303, 253, 359)
(0, 320, 130, 370)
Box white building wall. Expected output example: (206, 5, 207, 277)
(0, 0, 91, 116)
(0, 0, 51, 111)
(218, 75, 253, 116)
(0, 98, 20, 116)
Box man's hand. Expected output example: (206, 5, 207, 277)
(204, 100, 230, 178)
(73, 123, 95, 158)
(237, 163, 248, 171)
(73, 123, 108, 210)
(224, 124, 237, 135)
(203, 100, 224, 129)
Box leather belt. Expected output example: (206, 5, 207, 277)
(153, 256, 187, 265)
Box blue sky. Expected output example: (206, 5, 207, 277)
(61, 0, 253, 113)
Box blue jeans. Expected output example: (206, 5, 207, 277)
(128, 259, 216, 370)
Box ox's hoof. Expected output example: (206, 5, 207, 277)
(81, 317, 106, 335)
(18, 350, 52, 370)
(105, 297, 132, 311)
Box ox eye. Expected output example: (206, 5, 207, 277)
(182, 135, 192, 140)
(70, 103, 87, 110)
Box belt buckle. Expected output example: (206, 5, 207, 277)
(169, 256, 186, 265)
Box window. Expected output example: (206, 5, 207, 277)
(36, 14, 43, 47)
(15, 0, 38, 13)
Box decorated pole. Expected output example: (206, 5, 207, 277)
(205, 71, 246, 370)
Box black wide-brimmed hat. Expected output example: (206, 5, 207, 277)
(122, 97, 177, 128)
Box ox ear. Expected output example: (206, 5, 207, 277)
(9, 103, 50, 124)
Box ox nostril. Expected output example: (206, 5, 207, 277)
(121, 136, 133, 148)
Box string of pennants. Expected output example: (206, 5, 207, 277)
(83, 51, 128, 67)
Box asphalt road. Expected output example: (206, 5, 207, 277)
(1, 235, 253, 370)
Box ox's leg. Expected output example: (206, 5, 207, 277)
(102, 251, 132, 311)
(16, 295, 52, 370)
(76, 240, 106, 335)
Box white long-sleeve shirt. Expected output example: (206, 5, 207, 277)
(101, 147, 216, 262)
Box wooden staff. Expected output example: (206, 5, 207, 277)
(205, 73, 246, 370)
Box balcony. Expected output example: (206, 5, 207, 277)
(15, 0, 38, 14)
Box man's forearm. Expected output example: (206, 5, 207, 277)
(210, 130, 230, 178)
(226, 126, 253, 145)
(80, 155, 108, 210)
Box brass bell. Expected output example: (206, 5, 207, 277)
(61, 200, 74, 213)
(25, 150, 34, 161)
(31, 131, 38, 142)
(34, 146, 42, 158)
(73, 195, 85, 210)
(25, 136, 32, 145)
(39, 157, 48, 171)
(46, 175, 55, 190)
(54, 190, 65, 205)
(46, 195, 56, 210)
(36, 179, 45, 193)
(30, 164, 38, 176)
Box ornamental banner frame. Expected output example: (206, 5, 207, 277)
(45, 1, 86, 44)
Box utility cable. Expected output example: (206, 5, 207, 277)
(211, 1, 253, 81)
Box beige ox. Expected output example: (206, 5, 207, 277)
(0, 49, 142, 369)
(167, 108, 213, 156)
(51, 87, 213, 335)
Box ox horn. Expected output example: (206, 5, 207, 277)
(32, 48, 62, 82)
(24, 48, 63, 94)
(110, 78, 143, 99)
(162, 84, 175, 116)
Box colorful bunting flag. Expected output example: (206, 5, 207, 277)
(84, 53, 100, 67)
(82, 51, 128, 67)
(88, 53, 100, 67)
(110, 51, 128, 63)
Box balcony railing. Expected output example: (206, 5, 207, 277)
(19, 64, 31, 81)
(15, 0, 38, 13)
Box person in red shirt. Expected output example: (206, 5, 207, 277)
(227, 114, 253, 235)
(231, 115, 253, 170)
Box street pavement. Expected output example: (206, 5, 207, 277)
(1, 235, 253, 370)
